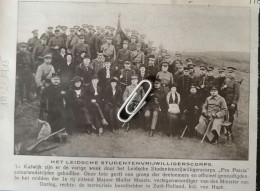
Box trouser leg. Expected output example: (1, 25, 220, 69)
(151, 111, 159, 130)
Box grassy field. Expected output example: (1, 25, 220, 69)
(14, 51, 250, 160)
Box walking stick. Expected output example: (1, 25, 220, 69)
(200, 118, 214, 143)
(180, 125, 188, 139)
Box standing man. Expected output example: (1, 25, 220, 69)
(204, 66, 216, 96)
(224, 67, 240, 139)
(95, 27, 106, 53)
(215, 67, 227, 97)
(66, 28, 79, 53)
(40, 26, 55, 44)
(145, 46, 157, 65)
(195, 65, 208, 105)
(48, 29, 65, 57)
(156, 62, 174, 96)
(97, 58, 115, 88)
(101, 36, 116, 63)
(188, 62, 196, 79)
(119, 61, 135, 90)
(72, 35, 91, 60)
(35, 54, 55, 97)
(32, 36, 50, 65)
(90, 52, 105, 75)
(131, 43, 145, 71)
(27, 29, 41, 53)
(128, 35, 137, 51)
(16, 42, 34, 103)
(60, 26, 68, 41)
(85, 25, 96, 59)
(155, 49, 167, 68)
(139, 34, 147, 52)
(116, 40, 131, 68)
(146, 56, 160, 82)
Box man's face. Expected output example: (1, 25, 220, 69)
(171, 87, 177, 93)
(97, 54, 103, 60)
(176, 55, 181, 61)
(79, 38, 84, 43)
(44, 57, 52, 64)
(123, 43, 128, 49)
(60, 48, 66, 54)
(51, 77, 60, 85)
(184, 70, 189, 76)
(48, 28, 53, 33)
(227, 71, 235, 78)
(148, 60, 155, 66)
(75, 81, 81, 88)
(80, 30, 85, 35)
(92, 79, 99, 85)
(189, 68, 195, 73)
(41, 39, 47, 45)
(137, 46, 141, 51)
(131, 38, 136, 43)
(20, 46, 27, 52)
(33, 32, 38, 38)
(125, 63, 131, 69)
(190, 87, 197, 94)
(80, 52, 86, 58)
(111, 82, 117, 88)
(105, 62, 111, 68)
(154, 82, 161, 89)
(219, 71, 226, 77)
(161, 52, 166, 57)
(207, 71, 213, 76)
(139, 67, 145, 73)
(131, 79, 138, 85)
(83, 58, 90, 67)
(210, 90, 218, 96)
(55, 31, 60, 37)
(176, 63, 180, 68)
(107, 39, 112, 44)
(200, 69, 206, 75)
(178, 66, 184, 72)
(162, 65, 168, 72)
(66, 55, 72, 62)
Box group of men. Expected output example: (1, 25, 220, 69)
(16, 24, 241, 144)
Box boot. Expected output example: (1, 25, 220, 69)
(149, 130, 154, 137)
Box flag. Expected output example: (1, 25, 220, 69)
(114, 13, 129, 49)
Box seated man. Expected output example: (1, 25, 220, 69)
(122, 74, 145, 131)
(195, 86, 227, 144)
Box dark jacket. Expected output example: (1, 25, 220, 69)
(75, 64, 94, 84)
(59, 61, 76, 88)
(103, 84, 122, 107)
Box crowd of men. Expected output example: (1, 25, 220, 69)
(16, 24, 241, 144)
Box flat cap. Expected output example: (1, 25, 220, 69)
(47, 26, 53, 29)
(227, 66, 236, 72)
(161, 49, 167, 53)
(210, 86, 218, 91)
(51, 73, 60, 78)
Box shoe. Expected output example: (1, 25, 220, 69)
(86, 129, 92, 135)
(211, 139, 218, 145)
(149, 130, 154, 137)
(101, 119, 108, 126)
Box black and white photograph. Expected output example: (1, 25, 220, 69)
(14, 1, 250, 160)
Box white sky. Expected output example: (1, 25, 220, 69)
(18, 2, 250, 52)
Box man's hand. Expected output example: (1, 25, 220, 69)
(200, 85, 205, 88)
(61, 91, 66, 95)
(221, 85, 227, 90)
(54, 46, 59, 49)
(91, 99, 96, 103)
(211, 113, 217, 118)
(231, 104, 236, 108)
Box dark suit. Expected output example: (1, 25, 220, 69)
(59, 61, 76, 89)
(75, 64, 94, 85)
(97, 67, 115, 88)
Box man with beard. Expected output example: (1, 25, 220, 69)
(40, 73, 74, 134)
(75, 56, 94, 85)
(72, 35, 91, 61)
(32, 36, 51, 65)
(27, 29, 41, 53)
(144, 79, 164, 136)
(90, 52, 105, 75)
(119, 61, 136, 91)
(116, 40, 131, 69)
(195, 86, 227, 144)
(16, 42, 34, 103)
